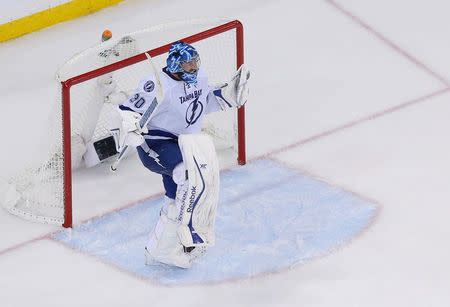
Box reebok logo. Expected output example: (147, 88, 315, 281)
(187, 186, 197, 213)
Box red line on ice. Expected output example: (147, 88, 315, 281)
(325, 0, 450, 86)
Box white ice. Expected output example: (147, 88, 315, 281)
(1, 0, 450, 306)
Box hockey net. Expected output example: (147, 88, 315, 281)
(1, 19, 246, 227)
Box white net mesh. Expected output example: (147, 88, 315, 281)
(1, 19, 242, 225)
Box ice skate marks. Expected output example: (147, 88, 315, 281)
(52, 158, 377, 285)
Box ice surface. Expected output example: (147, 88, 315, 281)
(1, 0, 450, 306)
(53, 159, 376, 285)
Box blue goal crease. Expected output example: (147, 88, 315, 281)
(52, 158, 378, 285)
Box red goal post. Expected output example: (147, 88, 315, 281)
(61, 20, 246, 227)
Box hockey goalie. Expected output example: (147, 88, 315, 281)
(113, 41, 250, 267)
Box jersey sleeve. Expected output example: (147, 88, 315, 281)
(119, 74, 158, 115)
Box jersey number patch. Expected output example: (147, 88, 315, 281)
(130, 93, 146, 108)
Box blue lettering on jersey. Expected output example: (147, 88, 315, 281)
(179, 89, 203, 104)
(185, 97, 203, 127)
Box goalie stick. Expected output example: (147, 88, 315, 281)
(110, 52, 163, 172)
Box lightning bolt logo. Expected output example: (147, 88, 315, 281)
(185, 97, 203, 127)
(147, 149, 165, 169)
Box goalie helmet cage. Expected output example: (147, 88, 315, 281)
(61, 20, 246, 228)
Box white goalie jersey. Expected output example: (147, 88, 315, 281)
(118, 67, 223, 138)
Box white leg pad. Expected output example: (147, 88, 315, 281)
(145, 200, 192, 268)
(0, 180, 20, 210)
(176, 134, 220, 248)
(71, 134, 86, 170)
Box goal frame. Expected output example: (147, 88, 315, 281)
(60, 20, 246, 228)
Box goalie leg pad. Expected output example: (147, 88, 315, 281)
(0, 180, 21, 210)
(145, 198, 192, 269)
(71, 134, 87, 170)
(175, 134, 220, 248)
(83, 135, 119, 168)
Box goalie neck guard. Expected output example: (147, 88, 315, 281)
(166, 41, 200, 84)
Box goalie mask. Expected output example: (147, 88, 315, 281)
(166, 41, 201, 84)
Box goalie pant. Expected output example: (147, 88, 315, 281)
(137, 131, 218, 218)
(137, 130, 183, 199)
(142, 134, 219, 268)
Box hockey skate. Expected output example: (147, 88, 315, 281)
(144, 245, 191, 269)
(144, 244, 207, 269)
(184, 245, 207, 262)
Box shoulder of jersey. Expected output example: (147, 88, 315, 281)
(194, 68, 208, 86)
(159, 69, 179, 89)
(197, 68, 208, 80)
(138, 73, 158, 94)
